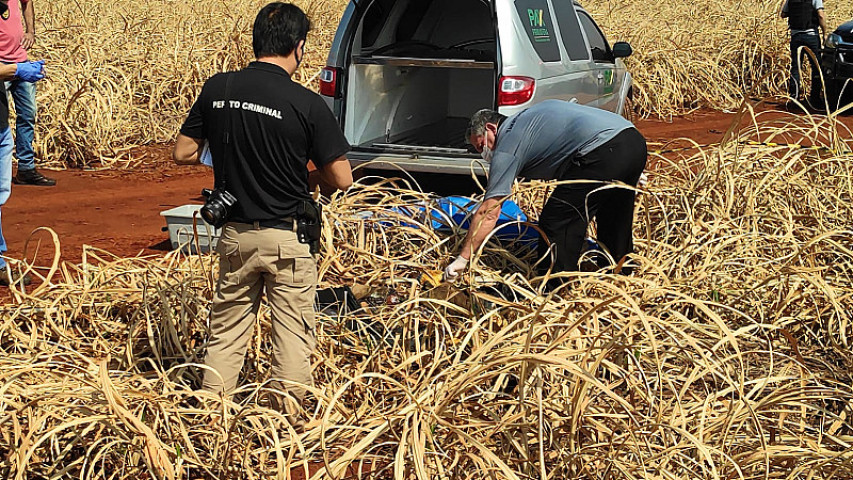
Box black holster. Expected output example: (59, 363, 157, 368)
(296, 199, 322, 254)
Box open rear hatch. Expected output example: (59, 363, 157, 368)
(343, 0, 497, 160)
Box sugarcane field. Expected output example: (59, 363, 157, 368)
(4, 0, 853, 478)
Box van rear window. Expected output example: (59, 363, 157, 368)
(514, 0, 561, 63)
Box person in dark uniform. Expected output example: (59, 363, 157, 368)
(780, 0, 827, 105)
(173, 3, 352, 420)
(443, 100, 647, 284)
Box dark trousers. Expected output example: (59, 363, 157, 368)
(789, 32, 822, 101)
(536, 128, 647, 275)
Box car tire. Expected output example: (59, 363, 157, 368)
(824, 81, 841, 112)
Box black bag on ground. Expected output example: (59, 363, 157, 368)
(315, 286, 360, 315)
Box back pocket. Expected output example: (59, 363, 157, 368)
(276, 244, 316, 286)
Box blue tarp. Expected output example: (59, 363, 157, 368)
(388, 196, 539, 249)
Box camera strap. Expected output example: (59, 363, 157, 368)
(216, 73, 235, 190)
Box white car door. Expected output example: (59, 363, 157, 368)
(577, 10, 622, 112)
(548, 0, 598, 106)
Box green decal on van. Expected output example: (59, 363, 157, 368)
(527, 9, 551, 42)
(514, 0, 560, 62)
(603, 69, 614, 94)
(528, 8, 543, 26)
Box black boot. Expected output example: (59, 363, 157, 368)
(13, 168, 56, 186)
(0, 268, 31, 287)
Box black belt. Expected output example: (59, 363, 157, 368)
(236, 218, 295, 231)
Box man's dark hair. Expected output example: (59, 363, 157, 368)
(253, 3, 311, 58)
(466, 109, 507, 142)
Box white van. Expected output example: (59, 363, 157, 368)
(321, 0, 634, 174)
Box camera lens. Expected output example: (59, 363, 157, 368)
(200, 188, 236, 228)
(200, 201, 224, 225)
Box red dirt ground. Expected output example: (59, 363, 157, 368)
(4, 102, 851, 269)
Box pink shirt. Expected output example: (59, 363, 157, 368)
(0, 0, 29, 62)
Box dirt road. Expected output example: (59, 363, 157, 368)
(5, 105, 850, 267)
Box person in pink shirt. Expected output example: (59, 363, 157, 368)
(0, 0, 46, 287)
(0, 0, 54, 186)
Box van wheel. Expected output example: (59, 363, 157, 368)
(621, 96, 636, 123)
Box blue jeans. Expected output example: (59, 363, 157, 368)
(0, 128, 14, 268)
(789, 32, 822, 101)
(4, 78, 36, 171)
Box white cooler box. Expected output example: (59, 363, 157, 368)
(160, 204, 221, 253)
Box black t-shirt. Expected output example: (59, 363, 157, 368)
(180, 61, 350, 222)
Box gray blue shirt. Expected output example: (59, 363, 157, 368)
(484, 100, 634, 199)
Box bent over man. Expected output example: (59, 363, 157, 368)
(173, 3, 352, 413)
(443, 100, 647, 283)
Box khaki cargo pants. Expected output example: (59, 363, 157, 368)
(202, 221, 317, 402)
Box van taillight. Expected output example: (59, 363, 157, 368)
(320, 67, 340, 98)
(497, 76, 535, 106)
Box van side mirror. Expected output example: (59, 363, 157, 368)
(612, 42, 633, 58)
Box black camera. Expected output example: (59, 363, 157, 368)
(200, 188, 237, 228)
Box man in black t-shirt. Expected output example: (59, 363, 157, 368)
(173, 3, 352, 421)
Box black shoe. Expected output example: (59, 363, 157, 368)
(0, 269, 32, 287)
(783, 100, 804, 113)
(13, 168, 56, 186)
(807, 96, 825, 111)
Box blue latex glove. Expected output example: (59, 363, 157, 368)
(15, 60, 45, 82)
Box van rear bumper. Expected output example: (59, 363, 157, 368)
(349, 151, 490, 175)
